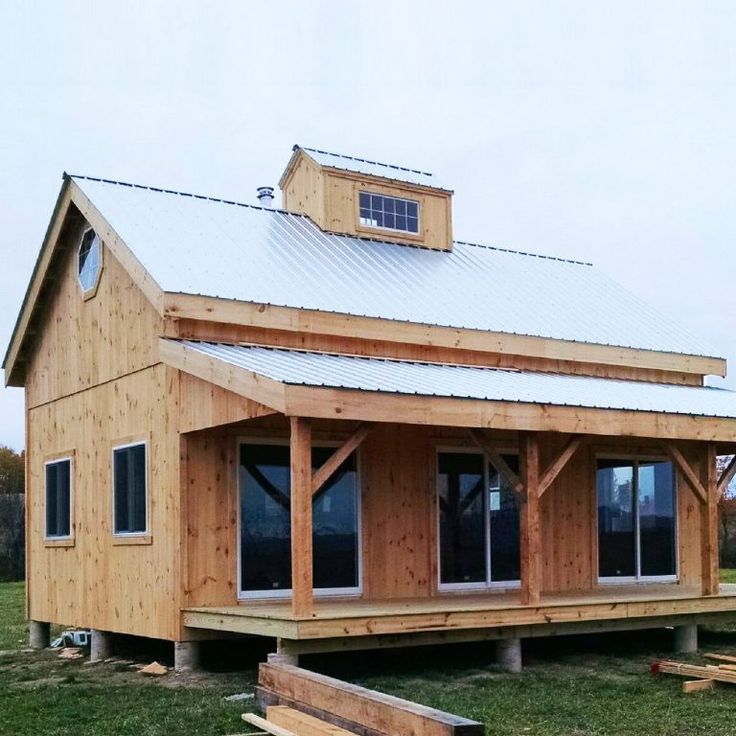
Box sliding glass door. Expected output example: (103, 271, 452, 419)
(597, 458, 677, 582)
(437, 450, 520, 589)
(239, 442, 361, 598)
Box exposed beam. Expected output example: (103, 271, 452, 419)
(164, 293, 725, 378)
(718, 455, 736, 497)
(290, 417, 313, 618)
(702, 443, 719, 596)
(538, 435, 586, 497)
(312, 423, 373, 496)
(468, 429, 524, 497)
(519, 432, 542, 606)
(661, 442, 707, 505)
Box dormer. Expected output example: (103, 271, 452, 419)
(279, 145, 454, 251)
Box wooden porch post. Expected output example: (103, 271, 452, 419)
(702, 443, 719, 596)
(290, 416, 313, 617)
(520, 432, 542, 606)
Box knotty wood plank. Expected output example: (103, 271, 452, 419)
(662, 442, 707, 505)
(538, 435, 585, 497)
(468, 429, 524, 496)
(290, 417, 313, 617)
(682, 679, 714, 693)
(520, 432, 541, 606)
(258, 663, 485, 736)
(702, 443, 719, 596)
(266, 705, 355, 736)
(312, 423, 372, 496)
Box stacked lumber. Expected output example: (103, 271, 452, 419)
(254, 662, 485, 736)
(653, 655, 736, 693)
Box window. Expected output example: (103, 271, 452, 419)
(437, 450, 520, 588)
(238, 442, 361, 597)
(77, 228, 101, 293)
(597, 458, 677, 581)
(113, 443, 147, 535)
(45, 458, 72, 538)
(359, 192, 419, 234)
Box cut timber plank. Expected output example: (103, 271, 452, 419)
(662, 442, 707, 505)
(468, 429, 523, 496)
(682, 679, 714, 693)
(267, 705, 355, 736)
(258, 663, 485, 736)
(312, 423, 372, 496)
(656, 660, 736, 685)
(704, 653, 736, 665)
(538, 435, 585, 497)
(241, 713, 296, 736)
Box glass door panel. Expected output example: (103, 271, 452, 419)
(597, 459, 636, 578)
(638, 461, 676, 577)
(438, 452, 486, 585)
(489, 457, 521, 582)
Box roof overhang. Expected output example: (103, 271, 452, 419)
(163, 293, 727, 379)
(159, 339, 736, 443)
(3, 175, 165, 387)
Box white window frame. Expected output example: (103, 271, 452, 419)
(111, 440, 149, 537)
(596, 454, 679, 585)
(436, 447, 521, 593)
(358, 191, 421, 235)
(44, 456, 74, 541)
(236, 437, 363, 601)
(76, 225, 103, 297)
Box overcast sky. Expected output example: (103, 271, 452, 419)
(1, 1, 734, 452)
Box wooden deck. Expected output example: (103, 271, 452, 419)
(182, 584, 736, 647)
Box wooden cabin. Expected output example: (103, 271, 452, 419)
(5, 144, 736, 672)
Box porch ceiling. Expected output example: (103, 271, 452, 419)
(160, 339, 736, 442)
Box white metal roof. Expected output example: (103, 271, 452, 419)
(71, 175, 720, 359)
(298, 146, 448, 190)
(178, 341, 736, 419)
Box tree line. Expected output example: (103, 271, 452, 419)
(0, 445, 25, 581)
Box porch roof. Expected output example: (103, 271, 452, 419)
(161, 340, 736, 442)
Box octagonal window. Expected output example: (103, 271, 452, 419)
(77, 228, 101, 294)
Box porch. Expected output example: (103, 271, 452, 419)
(182, 584, 736, 650)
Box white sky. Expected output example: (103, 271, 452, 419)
(1, 1, 734, 452)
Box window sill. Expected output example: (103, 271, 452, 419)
(44, 538, 75, 548)
(112, 534, 152, 546)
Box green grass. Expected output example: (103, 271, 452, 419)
(720, 568, 736, 584)
(3, 580, 736, 735)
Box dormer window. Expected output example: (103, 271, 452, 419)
(77, 227, 102, 296)
(359, 192, 419, 235)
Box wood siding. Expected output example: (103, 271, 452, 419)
(184, 422, 706, 611)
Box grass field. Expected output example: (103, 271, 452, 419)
(3, 578, 736, 735)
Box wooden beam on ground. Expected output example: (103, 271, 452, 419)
(312, 423, 372, 496)
(266, 706, 354, 736)
(702, 443, 720, 596)
(520, 432, 542, 607)
(718, 455, 736, 497)
(662, 442, 708, 505)
(290, 417, 313, 618)
(468, 429, 524, 497)
(682, 679, 714, 693)
(241, 713, 297, 736)
(704, 653, 736, 665)
(258, 663, 485, 736)
(538, 434, 586, 497)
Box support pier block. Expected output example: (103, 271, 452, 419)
(90, 629, 113, 661)
(29, 620, 50, 650)
(674, 624, 698, 654)
(497, 637, 522, 673)
(174, 640, 201, 672)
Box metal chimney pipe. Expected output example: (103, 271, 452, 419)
(257, 186, 274, 208)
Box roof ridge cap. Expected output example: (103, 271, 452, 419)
(454, 239, 593, 267)
(298, 145, 434, 178)
(65, 172, 307, 218)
